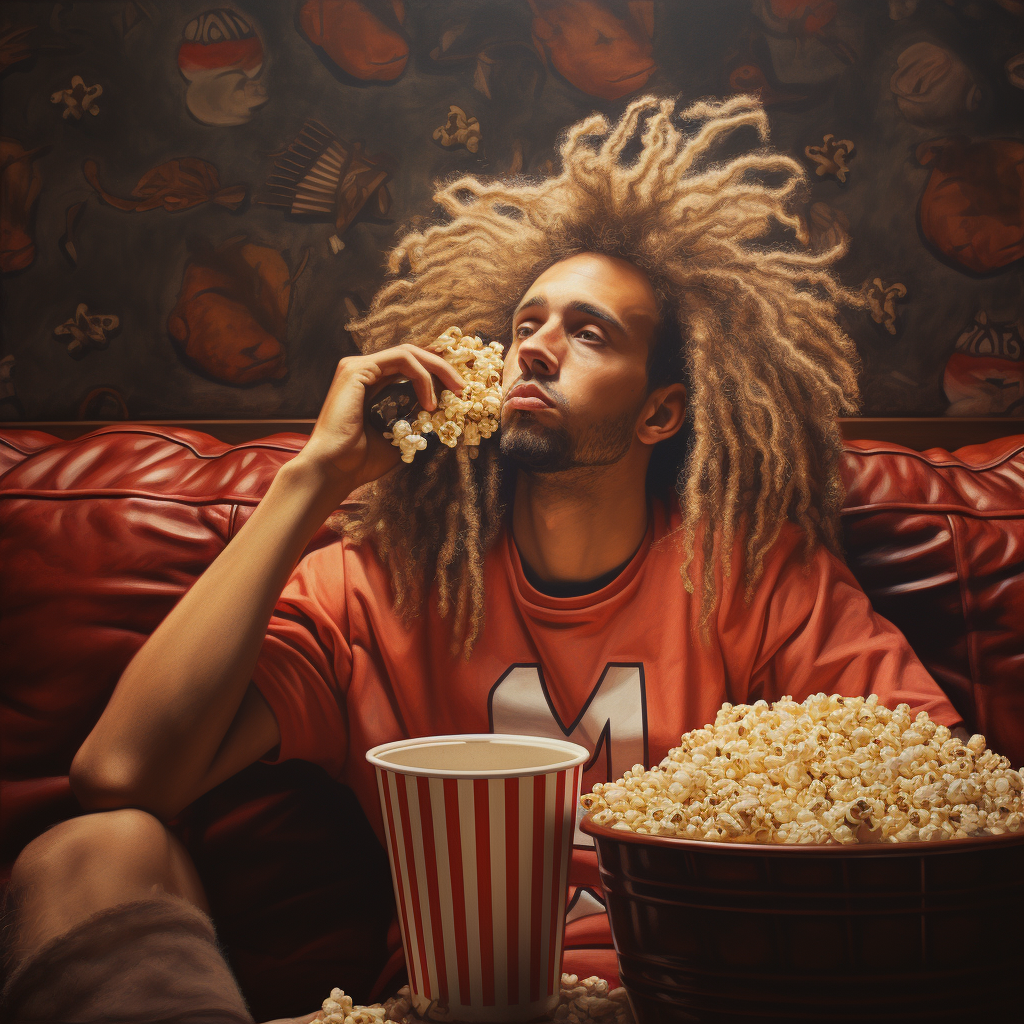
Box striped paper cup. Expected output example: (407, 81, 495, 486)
(367, 734, 589, 1023)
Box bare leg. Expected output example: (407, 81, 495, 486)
(4, 810, 320, 1024)
(6, 807, 209, 968)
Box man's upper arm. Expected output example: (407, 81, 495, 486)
(249, 542, 354, 779)
(742, 529, 962, 726)
(198, 683, 282, 796)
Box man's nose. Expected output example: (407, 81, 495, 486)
(515, 322, 562, 378)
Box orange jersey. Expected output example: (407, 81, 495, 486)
(252, 497, 960, 988)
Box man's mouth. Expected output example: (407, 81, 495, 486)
(607, 63, 657, 85)
(504, 382, 555, 410)
(506, 395, 553, 411)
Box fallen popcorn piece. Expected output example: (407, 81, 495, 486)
(383, 326, 504, 463)
(317, 984, 406, 1023)
(315, 976, 634, 1023)
(581, 694, 1024, 845)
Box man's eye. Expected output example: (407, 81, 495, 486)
(515, 324, 534, 339)
(577, 329, 603, 343)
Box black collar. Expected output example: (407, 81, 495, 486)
(516, 513, 649, 598)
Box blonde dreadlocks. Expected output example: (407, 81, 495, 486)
(333, 93, 862, 660)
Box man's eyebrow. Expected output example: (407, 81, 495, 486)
(567, 300, 627, 336)
(514, 294, 547, 318)
(513, 295, 628, 336)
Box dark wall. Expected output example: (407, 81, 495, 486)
(1, 0, 1022, 423)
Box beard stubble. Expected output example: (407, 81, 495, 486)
(499, 399, 642, 474)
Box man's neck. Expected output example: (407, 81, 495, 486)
(511, 459, 650, 584)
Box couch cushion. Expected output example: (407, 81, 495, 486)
(840, 436, 1024, 769)
(0, 426, 392, 1017)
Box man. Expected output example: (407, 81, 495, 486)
(3, 95, 959, 1021)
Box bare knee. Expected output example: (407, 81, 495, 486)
(12, 808, 204, 900)
(13, 807, 162, 877)
(8, 809, 208, 963)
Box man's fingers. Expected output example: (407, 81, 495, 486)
(403, 347, 468, 398)
(334, 346, 469, 426)
(425, 353, 469, 395)
(376, 345, 468, 397)
(406, 362, 437, 412)
(364, 366, 435, 412)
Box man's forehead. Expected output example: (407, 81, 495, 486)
(519, 253, 658, 325)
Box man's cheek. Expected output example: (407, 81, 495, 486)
(502, 352, 518, 386)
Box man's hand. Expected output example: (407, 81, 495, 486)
(296, 344, 468, 493)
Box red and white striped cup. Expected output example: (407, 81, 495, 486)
(366, 734, 589, 1023)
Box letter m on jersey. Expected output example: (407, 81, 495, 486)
(488, 663, 648, 846)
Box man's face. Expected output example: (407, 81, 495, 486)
(500, 253, 660, 474)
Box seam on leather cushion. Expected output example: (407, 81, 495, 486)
(34, 426, 308, 459)
(0, 433, 59, 457)
(841, 504, 1024, 518)
(0, 489, 276, 506)
(842, 439, 1024, 470)
(0, 432, 60, 482)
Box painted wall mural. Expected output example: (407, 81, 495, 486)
(1, 0, 1023, 423)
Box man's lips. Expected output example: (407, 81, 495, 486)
(504, 383, 555, 411)
(607, 63, 657, 85)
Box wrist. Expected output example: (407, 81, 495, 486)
(277, 452, 357, 513)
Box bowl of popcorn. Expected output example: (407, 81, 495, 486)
(579, 694, 1024, 1023)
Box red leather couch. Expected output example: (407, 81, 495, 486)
(2, 425, 1023, 1017)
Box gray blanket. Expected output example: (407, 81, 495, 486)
(1, 894, 255, 1024)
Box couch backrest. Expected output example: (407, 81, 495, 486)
(840, 436, 1024, 768)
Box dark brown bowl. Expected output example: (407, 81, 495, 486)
(581, 816, 1024, 1023)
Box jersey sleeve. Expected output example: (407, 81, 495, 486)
(723, 525, 962, 727)
(250, 541, 353, 780)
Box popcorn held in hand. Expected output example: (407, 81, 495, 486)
(315, 976, 634, 1023)
(384, 418, 428, 464)
(581, 694, 1024, 845)
(384, 327, 504, 463)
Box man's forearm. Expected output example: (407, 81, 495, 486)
(71, 457, 355, 819)
(71, 341, 467, 819)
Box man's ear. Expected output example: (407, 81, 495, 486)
(637, 383, 687, 445)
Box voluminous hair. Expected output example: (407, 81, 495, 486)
(332, 93, 862, 660)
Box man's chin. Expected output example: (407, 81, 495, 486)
(499, 426, 572, 473)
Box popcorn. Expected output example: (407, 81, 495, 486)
(581, 695, 1024, 845)
(317, 985, 405, 1024)
(316, 976, 634, 1023)
(383, 327, 504, 463)
(553, 974, 633, 1023)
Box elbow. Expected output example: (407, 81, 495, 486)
(69, 747, 177, 821)
(69, 747, 135, 812)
